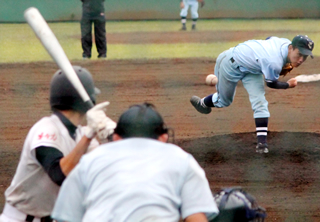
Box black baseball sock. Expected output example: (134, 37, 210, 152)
(203, 94, 215, 107)
(192, 18, 197, 25)
(255, 118, 268, 144)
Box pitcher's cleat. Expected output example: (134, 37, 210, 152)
(256, 143, 269, 154)
(190, 96, 212, 114)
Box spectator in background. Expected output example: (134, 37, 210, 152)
(52, 103, 219, 222)
(81, 0, 107, 59)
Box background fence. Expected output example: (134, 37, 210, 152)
(1, 0, 320, 22)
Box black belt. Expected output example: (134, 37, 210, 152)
(26, 215, 52, 222)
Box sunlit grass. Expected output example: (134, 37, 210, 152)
(105, 19, 320, 33)
(0, 19, 319, 63)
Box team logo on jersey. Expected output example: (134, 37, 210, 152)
(38, 132, 57, 141)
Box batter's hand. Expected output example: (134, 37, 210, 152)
(180, 1, 185, 9)
(85, 101, 116, 139)
(96, 116, 117, 141)
(287, 78, 298, 88)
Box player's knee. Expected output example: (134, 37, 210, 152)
(252, 104, 269, 118)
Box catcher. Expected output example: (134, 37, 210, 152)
(190, 35, 314, 153)
(180, 0, 205, 30)
(211, 187, 266, 222)
(0, 66, 116, 222)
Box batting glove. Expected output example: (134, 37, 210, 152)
(85, 101, 116, 140)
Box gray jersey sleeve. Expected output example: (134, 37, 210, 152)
(180, 155, 219, 220)
(52, 164, 85, 222)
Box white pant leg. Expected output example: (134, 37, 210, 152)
(190, 1, 199, 19)
(0, 204, 41, 222)
(0, 214, 41, 222)
(242, 74, 270, 118)
(180, 0, 190, 17)
(0, 214, 24, 222)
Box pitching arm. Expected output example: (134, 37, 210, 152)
(265, 78, 297, 89)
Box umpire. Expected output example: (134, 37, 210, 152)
(81, 0, 107, 59)
(52, 103, 219, 222)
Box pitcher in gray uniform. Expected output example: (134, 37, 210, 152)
(190, 35, 314, 153)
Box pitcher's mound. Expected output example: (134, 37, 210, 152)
(177, 132, 320, 220)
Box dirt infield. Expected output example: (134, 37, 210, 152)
(1, 56, 320, 221)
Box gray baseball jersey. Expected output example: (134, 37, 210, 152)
(233, 37, 291, 81)
(52, 138, 219, 222)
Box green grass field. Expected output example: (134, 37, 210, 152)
(0, 19, 319, 63)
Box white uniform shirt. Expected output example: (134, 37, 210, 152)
(4, 114, 98, 217)
(233, 37, 290, 81)
(52, 138, 219, 222)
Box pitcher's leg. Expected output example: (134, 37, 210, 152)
(242, 74, 269, 118)
(211, 50, 240, 108)
(242, 74, 269, 153)
(191, 49, 241, 114)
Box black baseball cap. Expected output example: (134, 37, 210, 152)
(114, 103, 168, 139)
(292, 35, 314, 58)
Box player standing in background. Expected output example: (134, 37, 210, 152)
(0, 66, 116, 222)
(190, 35, 314, 153)
(52, 103, 219, 222)
(180, 0, 205, 31)
(80, 0, 107, 59)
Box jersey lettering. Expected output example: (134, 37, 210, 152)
(37, 132, 57, 141)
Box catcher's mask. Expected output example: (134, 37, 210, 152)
(211, 187, 266, 222)
(114, 103, 174, 142)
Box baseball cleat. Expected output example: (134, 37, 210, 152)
(82, 54, 91, 60)
(180, 25, 187, 31)
(192, 24, 196, 30)
(190, 96, 212, 114)
(256, 143, 269, 154)
(98, 54, 107, 59)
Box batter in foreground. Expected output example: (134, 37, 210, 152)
(0, 66, 116, 222)
(190, 35, 314, 153)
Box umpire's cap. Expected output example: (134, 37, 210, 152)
(114, 103, 168, 139)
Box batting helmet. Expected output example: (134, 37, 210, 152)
(211, 187, 266, 222)
(114, 103, 168, 139)
(50, 66, 100, 114)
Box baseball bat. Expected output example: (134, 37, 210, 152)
(24, 7, 94, 110)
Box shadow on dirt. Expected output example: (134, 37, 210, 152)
(177, 131, 320, 192)
(177, 132, 320, 220)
